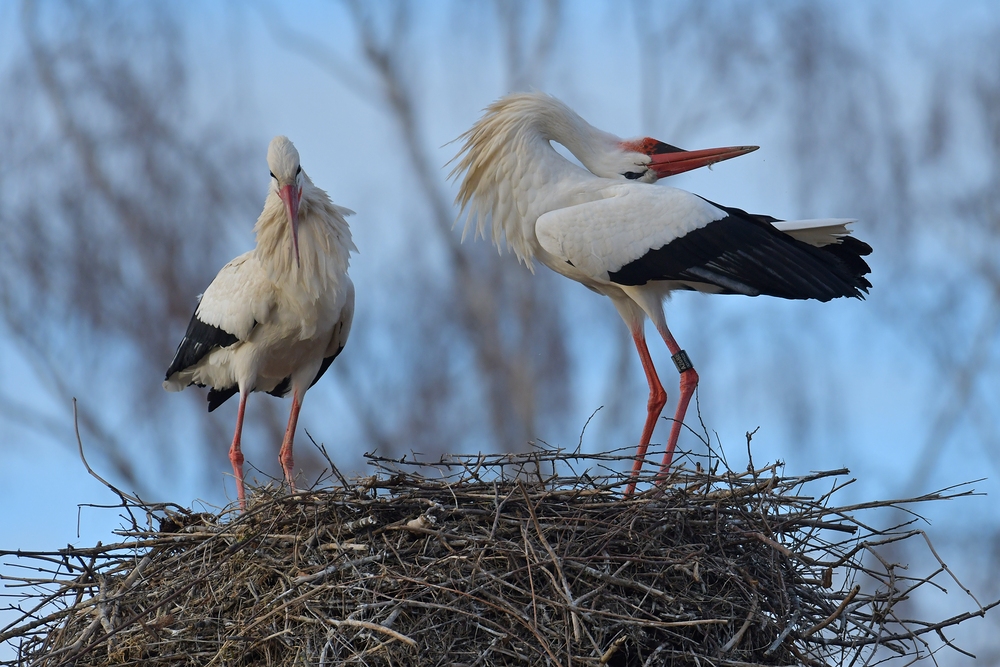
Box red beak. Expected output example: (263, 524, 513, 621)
(647, 145, 758, 179)
(278, 184, 301, 266)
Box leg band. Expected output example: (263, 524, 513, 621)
(672, 349, 693, 373)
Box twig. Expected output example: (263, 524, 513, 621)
(719, 592, 758, 653)
(73, 398, 142, 506)
(319, 617, 417, 648)
(802, 584, 861, 637)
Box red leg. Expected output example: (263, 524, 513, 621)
(655, 323, 699, 477)
(279, 389, 303, 493)
(229, 391, 249, 510)
(624, 326, 667, 498)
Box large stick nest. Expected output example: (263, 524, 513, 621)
(0, 448, 992, 666)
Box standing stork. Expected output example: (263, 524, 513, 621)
(450, 92, 871, 496)
(164, 136, 356, 509)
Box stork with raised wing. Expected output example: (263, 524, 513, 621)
(164, 136, 356, 509)
(450, 92, 871, 496)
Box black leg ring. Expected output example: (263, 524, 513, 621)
(672, 349, 693, 373)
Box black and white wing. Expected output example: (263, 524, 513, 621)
(536, 186, 871, 301)
(163, 252, 275, 390)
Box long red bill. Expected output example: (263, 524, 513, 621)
(647, 145, 758, 178)
(278, 184, 301, 267)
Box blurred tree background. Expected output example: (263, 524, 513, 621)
(1, 1, 999, 661)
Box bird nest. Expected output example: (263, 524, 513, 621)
(0, 447, 992, 666)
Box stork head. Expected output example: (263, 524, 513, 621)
(267, 135, 304, 266)
(612, 138, 759, 183)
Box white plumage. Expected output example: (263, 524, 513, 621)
(534, 185, 727, 285)
(451, 92, 871, 495)
(165, 136, 356, 508)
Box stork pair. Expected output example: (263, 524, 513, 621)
(165, 93, 870, 508)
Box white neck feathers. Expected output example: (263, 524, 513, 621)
(451, 93, 613, 266)
(253, 176, 356, 297)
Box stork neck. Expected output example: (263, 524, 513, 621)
(535, 107, 617, 174)
(253, 185, 354, 296)
(454, 93, 615, 268)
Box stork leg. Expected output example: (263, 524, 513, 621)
(654, 322, 699, 478)
(279, 389, 303, 494)
(623, 326, 667, 498)
(229, 391, 249, 510)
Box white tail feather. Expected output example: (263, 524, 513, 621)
(772, 218, 857, 247)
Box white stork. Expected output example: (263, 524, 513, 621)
(164, 136, 356, 509)
(450, 92, 871, 496)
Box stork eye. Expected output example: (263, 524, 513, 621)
(269, 171, 276, 180)
(295, 165, 302, 176)
(623, 171, 645, 180)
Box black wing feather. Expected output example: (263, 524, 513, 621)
(309, 346, 345, 388)
(206, 386, 238, 413)
(164, 309, 241, 380)
(608, 200, 872, 302)
(165, 304, 257, 413)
